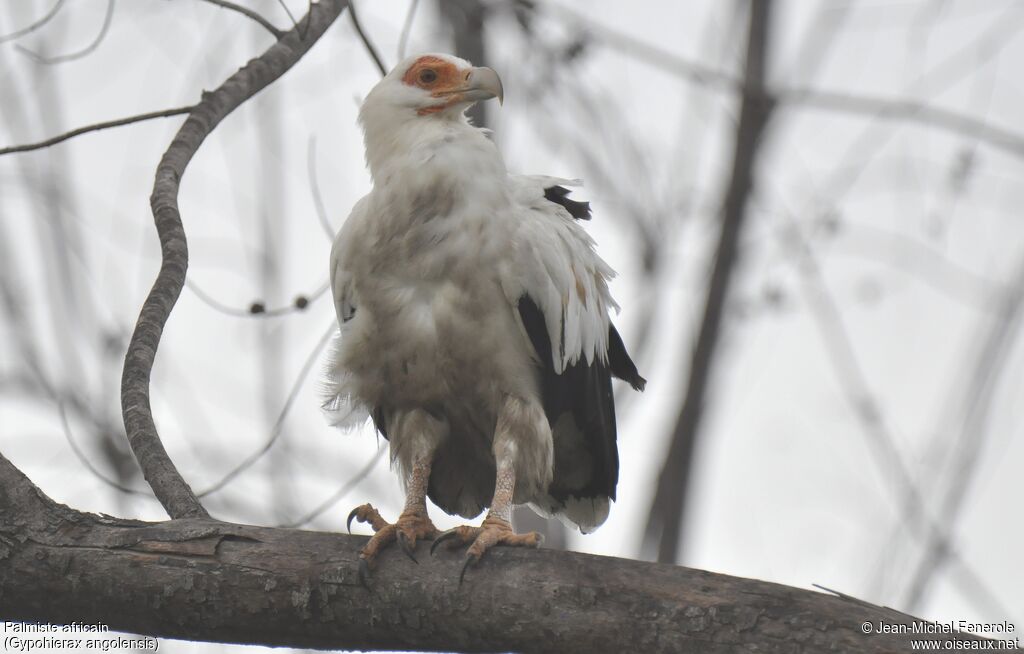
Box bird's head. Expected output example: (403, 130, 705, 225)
(361, 53, 504, 121)
(358, 54, 505, 181)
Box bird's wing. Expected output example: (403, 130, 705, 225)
(329, 197, 367, 329)
(322, 197, 373, 431)
(501, 176, 645, 532)
(502, 176, 616, 372)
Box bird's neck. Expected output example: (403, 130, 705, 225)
(360, 110, 505, 186)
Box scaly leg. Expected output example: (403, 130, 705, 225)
(347, 452, 438, 586)
(431, 452, 543, 583)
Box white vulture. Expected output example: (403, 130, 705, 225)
(324, 53, 645, 583)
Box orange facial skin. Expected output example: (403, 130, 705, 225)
(402, 56, 470, 115)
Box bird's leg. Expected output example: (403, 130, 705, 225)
(431, 457, 543, 582)
(347, 452, 439, 582)
(347, 409, 449, 585)
(431, 409, 545, 582)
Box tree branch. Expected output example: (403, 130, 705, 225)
(15, 0, 115, 65)
(0, 106, 195, 156)
(348, 0, 387, 76)
(776, 87, 1024, 160)
(200, 0, 284, 38)
(120, 0, 349, 520)
(644, 1, 774, 564)
(543, 2, 1024, 162)
(0, 452, 991, 653)
(0, 0, 67, 44)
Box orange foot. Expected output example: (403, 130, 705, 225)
(346, 503, 439, 586)
(430, 515, 543, 583)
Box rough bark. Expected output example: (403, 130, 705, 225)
(0, 454, 990, 653)
(119, 0, 348, 520)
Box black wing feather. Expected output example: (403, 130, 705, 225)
(544, 185, 591, 220)
(608, 324, 646, 391)
(518, 296, 643, 504)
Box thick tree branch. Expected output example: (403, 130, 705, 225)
(644, 1, 774, 564)
(0, 453, 991, 653)
(120, 0, 349, 520)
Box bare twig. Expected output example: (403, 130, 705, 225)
(771, 208, 1012, 620)
(58, 402, 149, 497)
(17, 0, 115, 65)
(539, 0, 1024, 162)
(121, 0, 349, 520)
(348, 0, 387, 76)
(397, 0, 420, 60)
(196, 322, 335, 498)
(201, 0, 283, 38)
(902, 258, 1024, 609)
(273, 0, 299, 30)
(0, 0, 67, 44)
(184, 278, 328, 318)
(644, 1, 774, 564)
(307, 136, 337, 240)
(777, 87, 1024, 160)
(0, 106, 195, 156)
(277, 445, 385, 528)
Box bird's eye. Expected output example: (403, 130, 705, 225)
(419, 69, 438, 84)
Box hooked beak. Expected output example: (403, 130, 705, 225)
(452, 66, 504, 106)
(420, 65, 504, 116)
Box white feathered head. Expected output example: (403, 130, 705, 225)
(361, 53, 503, 120)
(357, 54, 505, 179)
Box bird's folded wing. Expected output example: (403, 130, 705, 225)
(501, 176, 617, 373)
(322, 197, 371, 430)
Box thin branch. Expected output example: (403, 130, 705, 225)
(777, 87, 1024, 161)
(16, 0, 115, 65)
(0, 106, 196, 156)
(644, 1, 774, 564)
(539, 1, 740, 91)
(307, 136, 336, 240)
(902, 258, 1024, 609)
(58, 402, 150, 497)
(121, 0, 349, 520)
(200, 0, 283, 38)
(0, 0, 67, 44)
(397, 0, 420, 60)
(768, 205, 1008, 620)
(273, 0, 299, 30)
(196, 322, 335, 498)
(277, 445, 385, 528)
(184, 278, 328, 318)
(348, 0, 387, 76)
(539, 0, 1024, 162)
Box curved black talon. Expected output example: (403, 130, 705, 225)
(397, 531, 418, 564)
(430, 529, 463, 556)
(346, 508, 360, 534)
(459, 554, 478, 586)
(358, 557, 372, 589)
